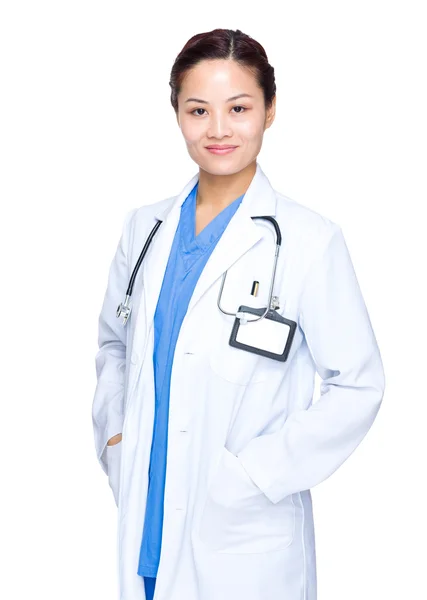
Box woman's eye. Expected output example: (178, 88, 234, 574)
(191, 106, 246, 116)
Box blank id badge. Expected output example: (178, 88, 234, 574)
(229, 305, 297, 362)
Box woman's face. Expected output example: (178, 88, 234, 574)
(176, 59, 275, 176)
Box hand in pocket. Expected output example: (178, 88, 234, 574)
(198, 446, 295, 553)
(106, 441, 122, 506)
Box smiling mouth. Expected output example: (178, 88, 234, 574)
(206, 145, 237, 149)
(205, 146, 238, 154)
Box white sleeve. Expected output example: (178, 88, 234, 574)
(91, 208, 137, 475)
(237, 225, 386, 503)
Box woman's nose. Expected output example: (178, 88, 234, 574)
(206, 112, 233, 139)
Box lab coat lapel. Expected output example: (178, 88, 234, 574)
(140, 162, 277, 335)
(186, 163, 277, 318)
(140, 173, 198, 334)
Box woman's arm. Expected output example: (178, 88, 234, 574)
(237, 224, 386, 503)
(91, 208, 137, 474)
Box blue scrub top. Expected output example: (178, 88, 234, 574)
(137, 182, 245, 585)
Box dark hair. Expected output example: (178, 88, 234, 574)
(169, 28, 276, 113)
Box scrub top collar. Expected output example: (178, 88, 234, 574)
(180, 182, 245, 255)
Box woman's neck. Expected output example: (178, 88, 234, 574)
(196, 160, 257, 210)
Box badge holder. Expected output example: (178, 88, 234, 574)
(229, 305, 297, 362)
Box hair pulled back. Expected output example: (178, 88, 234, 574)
(169, 28, 276, 113)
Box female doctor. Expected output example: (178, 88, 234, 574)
(92, 28, 385, 600)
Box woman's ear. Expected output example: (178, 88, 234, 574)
(264, 96, 276, 130)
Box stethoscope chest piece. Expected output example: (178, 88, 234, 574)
(229, 305, 297, 362)
(117, 294, 132, 325)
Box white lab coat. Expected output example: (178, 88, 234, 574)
(92, 162, 385, 600)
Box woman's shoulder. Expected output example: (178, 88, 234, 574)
(134, 194, 177, 220)
(274, 189, 342, 256)
(121, 194, 177, 234)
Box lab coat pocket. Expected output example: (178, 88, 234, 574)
(209, 319, 278, 385)
(106, 441, 122, 507)
(198, 447, 295, 554)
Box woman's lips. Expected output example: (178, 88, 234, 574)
(206, 146, 238, 155)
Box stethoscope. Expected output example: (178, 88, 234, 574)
(116, 216, 282, 327)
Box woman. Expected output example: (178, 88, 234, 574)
(92, 28, 385, 600)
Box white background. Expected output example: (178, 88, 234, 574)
(1, 1, 426, 598)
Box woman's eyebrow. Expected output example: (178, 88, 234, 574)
(184, 93, 254, 104)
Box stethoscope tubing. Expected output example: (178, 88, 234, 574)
(217, 216, 281, 322)
(117, 214, 282, 325)
(125, 219, 162, 296)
